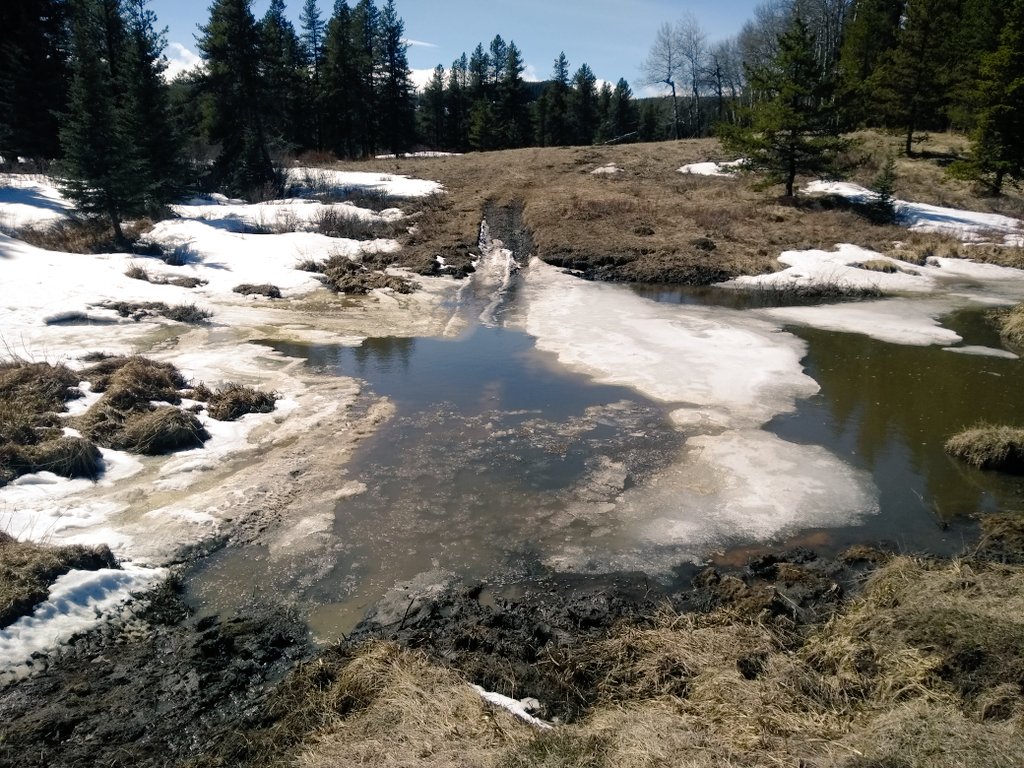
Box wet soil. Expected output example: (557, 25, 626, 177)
(0, 546, 879, 768)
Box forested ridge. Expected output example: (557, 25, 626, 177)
(1, 0, 1022, 229)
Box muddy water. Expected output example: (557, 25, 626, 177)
(187, 286, 1024, 640)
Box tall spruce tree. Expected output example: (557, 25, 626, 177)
(866, 0, 959, 155)
(445, 54, 470, 150)
(259, 0, 307, 151)
(721, 15, 847, 197)
(420, 65, 447, 148)
(570, 63, 598, 145)
(349, 0, 379, 156)
(497, 41, 532, 148)
(322, 0, 357, 157)
(376, 0, 415, 156)
(0, 0, 70, 162)
(198, 0, 276, 197)
(59, 0, 133, 241)
(610, 78, 638, 141)
(837, 0, 904, 127)
(538, 53, 571, 146)
(300, 0, 325, 149)
(956, 0, 1024, 194)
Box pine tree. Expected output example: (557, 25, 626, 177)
(595, 81, 614, 143)
(610, 79, 639, 141)
(119, 0, 184, 208)
(538, 52, 571, 146)
(376, 0, 415, 156)
(720, 15, 848, 197)
(445, 54, 470, 150)
(420, 65, 446, 149)
(570, 63, 598, 145)
(467, 44, 489, 102)
(955, 0, 1024, 194)
(867, 0, 959, 155)
(321, 0, 356, 157)
(497, 41, 532, 148)
(837, 0, 904, 127)
(300, 0, 325, 149)
(0, 0, 71, 163)
(198, 0, 276, 197)
(58, 0, 135, 241)
(349, 0, 379, 157)
(259, 0, 307, 151)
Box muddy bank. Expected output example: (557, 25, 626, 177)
(0, 541, 881, 768)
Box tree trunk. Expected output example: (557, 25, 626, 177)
(108, 205, 125, 248)
(669, 81, 680, 140)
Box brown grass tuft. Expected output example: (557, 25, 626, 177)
(233, 283, 283, 299)
(206, 383, 277, 421)
(944, 424, 1024, 472)
(993, 304, 1024, 350)
(0, 533, 117, 628)
(114, 407, 209, 454)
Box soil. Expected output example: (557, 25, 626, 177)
(0, 545, 880, 767)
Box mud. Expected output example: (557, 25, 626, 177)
(0, 545, 877, 767)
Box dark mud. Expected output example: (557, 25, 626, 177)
(0, 544, 878, 768)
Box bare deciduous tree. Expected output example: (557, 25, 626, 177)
(642, 22, 684, 139)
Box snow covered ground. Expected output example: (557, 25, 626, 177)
(0, 174, 74, 229)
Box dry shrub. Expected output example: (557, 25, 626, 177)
(206, 383, 277, 421)
(115, 407, 209, 454)
(125, 262, 151, 281)
(944, 424, 1024, 472)
(313, 207, 383, 240)
(855, 258, 901, 273)
(0, 360, 80, 413)
(82, 356, 186, 404)
(0, 533, 117, 627)
(21, 436, 102, 480)
(233, 283, 282, 299)
(11, 218, 140, 254)
(310, 254, 415, 295)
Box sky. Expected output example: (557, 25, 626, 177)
(155, 0, 764, 92)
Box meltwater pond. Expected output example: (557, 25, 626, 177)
(187, 281, 1024, 639)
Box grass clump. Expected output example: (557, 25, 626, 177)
(0, 532, 117, 628)
(992, 304, 1024, 350)
(206, 383, 278, 421)
(945, 424, 1024, 472)
(100, 300, 212, 324)
(125, 263, 208, 289)
(76, 356, 210, 455)
(10, 217, 150, 254)
(312, 207, 391, 240)
(233, 283, 282, 299)
(303, 253, 416, 295)
(0, 360, 96, 486)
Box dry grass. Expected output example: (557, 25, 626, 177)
(125, 262, 208, 289)
(0, 532, 116, 628)
(76, 356, 210, 454)
(8, 217, 153, 254)
(945, 424, 1024, 472)
(314, 136, 1006, 286)
(206, 383, 277, 421)
(233, 283, 282, 299)
(0, 359, 94, 486)
(201, 548, 1024, 768)
(303, 253, 417, 295)
(99, 300, 212, 324)
(994, 304, 1024, 349)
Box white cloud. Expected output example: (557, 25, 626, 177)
(409, 68, 436, 92)
(164, 42, 202, 81)
(522, 64, 541, 82)
(404, 38, 438, 48)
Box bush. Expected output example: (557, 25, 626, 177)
(99, 300, 212, 324)
(233, 283, 282, 299)
(945, 424, 1024, 472)
(207, 383, 278, 421)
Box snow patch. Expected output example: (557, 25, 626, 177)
(471, 685, 552, 729)
(286, 167, 442, 198)
(678, 159, 746, 177)
(0, 174, 74, 230)
(591, 163, 622, 176)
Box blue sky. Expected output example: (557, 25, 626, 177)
(155, 0, 763, 89)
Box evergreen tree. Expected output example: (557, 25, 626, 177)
(58, 0, 135, 241)
(720, 16, 848, 197)
(321, 0, 357, 157)
(198, 0, 276, 197)
(538, 52, 571, 146)
(595, 81, 614, 143)
(837, 0, 904, 126)
(300, 0, 325, 149)
(120, 0, 184, 207)
(955, 0, 1024, 194)
(569, 63, 598, 145)
(468, 99, 498, 151)
(445, 54, 470, 150)
(376, 0, 415, 156)
(488, 35, 508, 90)
(0, 0, 70, 162)
(497, 41, 532, 148)
(610, 78, 639, 141)
(420, 65, 447, 148)
(349, 0, 379, 156)
(866, 0, 959, 155)
(637, 99, 665, 142)
(259, 0, 307, 151)
(467, 44, 489, 102)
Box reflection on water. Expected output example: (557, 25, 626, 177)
(772, 317, 1024, 533)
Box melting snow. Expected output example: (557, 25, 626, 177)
(678, 159, 746, 177)
(0, 173, 74, 229)
(286, 166, 442, 198)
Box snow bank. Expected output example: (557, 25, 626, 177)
(170, 197, 404, 232)
(805, 180, 1024, 246)
(0, 174, 74, 229)
(286, 167, 442, 198)
(522, 259, 818, 430)
(591, 163, 622, 176)
(0, 564, 166, 684)
(471, 685, 552, 729)
(678, 159, 745, 177)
